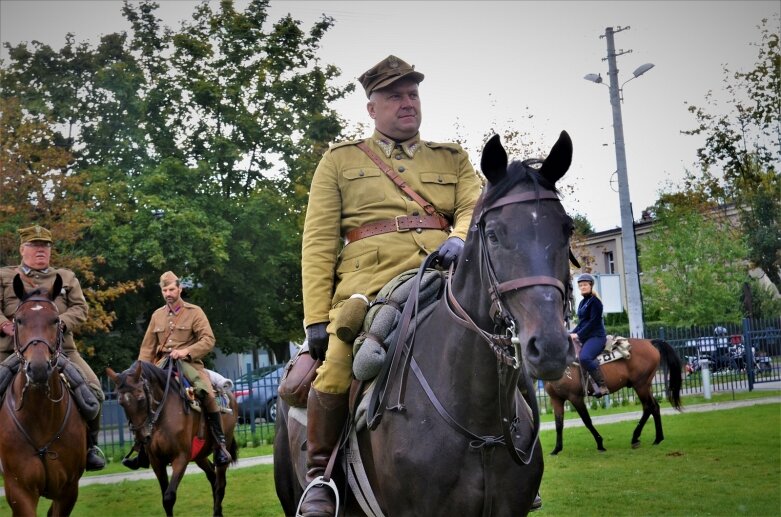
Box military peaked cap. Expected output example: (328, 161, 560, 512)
(359, 55, 424, 97)
(18, 225, 53, 244)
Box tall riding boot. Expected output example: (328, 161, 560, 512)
(589, 366, 610, 398)
(299, 388, 349, 517)
(86, 413, 106, 471)
(206, 411, 233, 466)
(122, 441, 150, 470)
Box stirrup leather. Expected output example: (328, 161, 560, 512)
(295, 475, 340, 517)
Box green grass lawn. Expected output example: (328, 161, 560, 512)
(2, 401, 778, 516)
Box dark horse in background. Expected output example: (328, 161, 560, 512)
(275, 131, 577, 516)
(107, 361, 239, 517)
(0, 274, 87, 517)
(545, 338, 683, 455)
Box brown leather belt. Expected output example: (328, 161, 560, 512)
(344, 214, 450, 244)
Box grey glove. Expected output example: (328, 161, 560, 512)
(435, 237, 464, 268)
(306, 322, 329, 361)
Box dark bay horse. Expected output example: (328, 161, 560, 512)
(106, 361, 239, 517)
(276, 131, 577, 516)
(0, 274, 87, 517)
(545, 338, 683, 455)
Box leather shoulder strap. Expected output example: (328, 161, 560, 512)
(356, 141, 436, 216)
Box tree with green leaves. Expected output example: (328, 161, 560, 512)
(1, 0, 353, 369)
(640, 201, 749, 326)
(683, 16, 780, 291)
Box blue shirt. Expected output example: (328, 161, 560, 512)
(571, 294, 606, 341)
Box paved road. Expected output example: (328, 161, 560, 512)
(1, 395, 778, 496)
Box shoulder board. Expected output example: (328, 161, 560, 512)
(330, 139, 366, 151)
(424, 141, 464, 153)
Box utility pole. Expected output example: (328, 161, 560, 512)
(601, 26, 646, 338)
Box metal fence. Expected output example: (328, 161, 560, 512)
(96, 316, 780, 460)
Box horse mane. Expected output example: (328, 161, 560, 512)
(482, 158, 560, 208)
(118, 360, 168, 389)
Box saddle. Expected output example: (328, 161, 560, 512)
(573, 335, 632, 367)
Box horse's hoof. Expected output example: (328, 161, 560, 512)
(598, 447, 607, 452)
(631, 442, 641, 449)
(549, 449, 561, 456)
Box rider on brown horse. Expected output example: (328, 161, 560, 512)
(122, 271, 232, 470)
(570, 273, 609, 398)
(0, 225, 106, 471)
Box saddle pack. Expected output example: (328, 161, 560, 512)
(0, 355, 102, 421)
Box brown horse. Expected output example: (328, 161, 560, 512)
(545, 338, 683, 455)
(106, 361, 238, 517)
(275, 131, 577, 515)
(0, 274, 87, 517)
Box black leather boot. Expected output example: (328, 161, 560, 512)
(206, 411, 232, 466)
(86, 415, 106, 471)
(299, 389, 349, 517)
(589, 366, 610, 398)
(121, 442, 150, 470)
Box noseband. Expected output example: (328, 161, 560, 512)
(13, 297, 63, 371)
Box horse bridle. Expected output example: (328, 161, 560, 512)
(13, 297, 64, 372)
(438, 187, 571, 467)
(126, 360, 175, 443)
(446, 189, 571, 368)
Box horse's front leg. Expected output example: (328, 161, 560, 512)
(549, 395, 566, 455)
(4, 478, 39, 517)
(213, 464, 229, 517)
(49, 484, 79, 517)
(150, 455, 172, 515)
(163, 454, 190, 516)
(571, 396, 606, 452)
(195, 456, 224, 517)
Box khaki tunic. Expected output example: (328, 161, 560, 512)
(302, 131, 482, 393)
(0, 264, 100, 393)
(138, 301, 217, 398)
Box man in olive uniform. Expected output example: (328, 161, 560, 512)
(299, 55, 482, 515)
(121, 270, 231, 469)
(0, 225, 106, 471)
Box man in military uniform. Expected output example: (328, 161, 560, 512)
(0, 225, 106, 471)
(299, 55, 482, 515)
(121, 270, 232, 469)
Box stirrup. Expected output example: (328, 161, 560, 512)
(295, 475, 340, 517)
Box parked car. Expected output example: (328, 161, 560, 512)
(233, 365, 286, 424)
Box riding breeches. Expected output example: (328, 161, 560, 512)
(312, 305, 353, 395)
(579, 336, 607, 371)
(157, 358, 218, 411)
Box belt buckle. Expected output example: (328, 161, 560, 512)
(395, 215, 411, 232)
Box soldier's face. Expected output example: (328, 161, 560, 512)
(368, 79, 422, 141)
(161, 283, 182, 305)
(19, 241, 52, 270)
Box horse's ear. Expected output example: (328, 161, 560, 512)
(538, 131, 572, 185)
(51, 274, 63, 301)
(106, 367, 118, 384)
(480, 134, 508, 185)
(131, 362, 143, 381)
(12, 274, 25, 300)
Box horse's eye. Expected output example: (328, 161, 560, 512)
(486, 230, 499, 243)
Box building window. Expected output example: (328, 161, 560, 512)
(604, 251, 615, 274)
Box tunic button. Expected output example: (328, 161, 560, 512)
(412, 211, 419, 216)
(398, 166, 406, 173)
(416, 228, 423, 234)
(359, 170, 365, 177)
(395, 154, 403, 160)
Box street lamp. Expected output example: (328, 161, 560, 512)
(585, 26, 653, 338)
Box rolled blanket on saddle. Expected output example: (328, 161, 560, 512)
(352, 268, 445, 381)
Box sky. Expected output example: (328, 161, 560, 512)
(1, 0, 778, 231)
